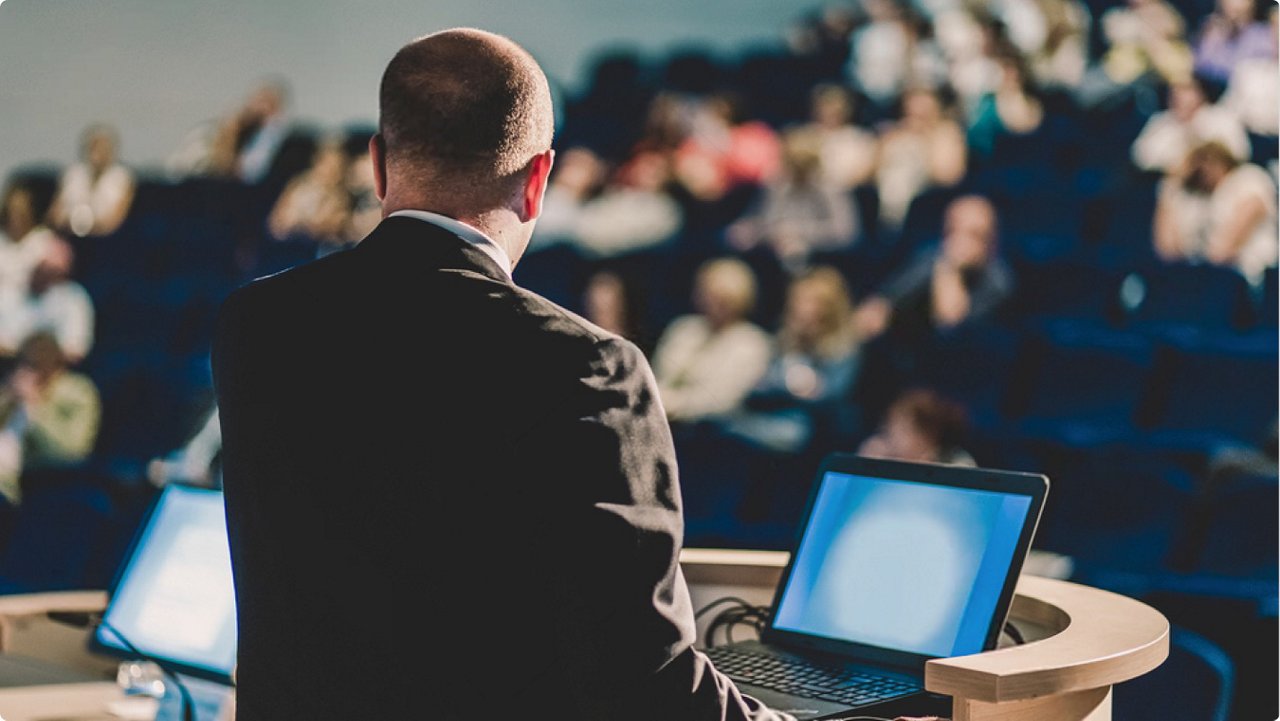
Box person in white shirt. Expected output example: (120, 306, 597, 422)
(48, 124, 136, 237)
(1132, 77, 1251, 174)
(1155, 141, 1278, 285)
(0, 183, 60, 330)
(653, 258, 771, 423)
(0, 237, 94, 363)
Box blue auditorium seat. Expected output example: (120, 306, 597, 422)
(1144, 331, 1278, 450)
(1122, 263, 1255, 334)
(1010, 262, 1123, 323)
(1009, 321, 1154, 444)
(1260, 267, 1277, 329)
(1113, 626, 1234, 721)
(1193, 470, 1279, 578)
(1036, 446, 1196, 573)
(0, 482, 114, 593)
(914, 322, 1021, 429)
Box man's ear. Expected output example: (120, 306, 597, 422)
(369, 134, 388, 202)
(521, 149, 555, 222)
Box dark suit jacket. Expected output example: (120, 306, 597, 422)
(213, 216, 791, 720)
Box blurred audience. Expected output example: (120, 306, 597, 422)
(1092, 0, 1193, 90)
(47, 125, 135, 238)
(1131, 76, 1250, 173)
(723, 267, 860, 453)
(874, 86, 967, 229)
(653, 258, 771, 423)
(344, 153, 382, 247)
(0, 333, 100, 505)
(1027, 0, 1090, 90)
(1193, 0, 1277, 85)
(574, 151, 682, 257)
(854, 195, 1012, 342)
(0, 183, 60, 308)
(857, 388, 975, 466)
(1219, 5, 1279, 140)
(796, 84, 877, 191)
(727, 129, 859, 271)
(582, 270, 649, 350)
(1155, 141, 1278, 284)
(0, 237, 94, 364)
(168, 79, 291, 183)
(268, 141, 352, 247)
(967, 53, 1046, 161)
(674, 93, 781, 201)
(533, 147, 606, 247)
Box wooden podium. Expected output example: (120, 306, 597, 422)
(680, 549, 1170, 721)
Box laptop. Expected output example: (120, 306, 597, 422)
(91, 484, 237, 718)
(704, 454, 1048, 720)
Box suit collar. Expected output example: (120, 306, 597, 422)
(385, 209, 513, 279)
(357, 216, 514, 286)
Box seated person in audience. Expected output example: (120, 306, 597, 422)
(0, 237, 94, 364)
(582, 270, 649, 351)
(268, 141, 352, 246)
(674, 93, 781, 201)
(168, 79, 291, 184)
(1154, 141, 1278, 284)
(0, 182, 60, 307)
(1193, 0, 1276, 85)
(148, 406, 222, 488)
(653, 258, 771, 423)
(531, 147, 605, 248)
(796, 84, 877, 191)
(0, 332, 101, 505)
(721, 267, 861, 453)
(1028, 0, 1090, 90)
(858, 388, 975, 466)
(1092, 0, 1193, 88)
(47, 124, 135, 237)
(728, 130, 859, 272)
(854, 195, 1013, 342)
(967, 53, 1045, 161)
(1131, 75, 1250, 174)
(342, 152, 382, 251)
(1220, 5, 1278, 141)
(875, 87, 967, 229)
(573, 151, 683, 257)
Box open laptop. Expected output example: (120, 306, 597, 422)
(91, 484, 237, 718)
(705, 454, 1048, 720)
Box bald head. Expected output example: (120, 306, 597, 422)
(378, 29, 554, 201)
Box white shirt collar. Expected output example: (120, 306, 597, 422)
(387, 209, 513, 280)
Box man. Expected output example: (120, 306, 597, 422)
(853, 195, 1012, 344)
(216, 28, 800, 720)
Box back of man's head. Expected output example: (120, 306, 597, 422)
(379, 29, 553, 207)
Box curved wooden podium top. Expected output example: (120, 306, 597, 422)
(679, 548, 1170, 719)
(924, 575, 1169, 704)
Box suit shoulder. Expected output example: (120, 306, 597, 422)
(506, 283, 627, 354)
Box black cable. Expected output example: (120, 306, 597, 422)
(99, 620, 197, 721)
(695, 596, 755, 621)
(1002, 620, 1026, 646)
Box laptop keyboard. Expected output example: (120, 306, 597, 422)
(705, 646, 921, 707)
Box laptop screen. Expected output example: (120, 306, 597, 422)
(95, 486, 237, 682)
(771, 470, 1033, 658)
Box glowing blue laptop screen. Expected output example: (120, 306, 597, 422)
(772, 471, 1032, 658)
(96, 486, 237, 678)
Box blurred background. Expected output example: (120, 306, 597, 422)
(0, 0, 1275, 718)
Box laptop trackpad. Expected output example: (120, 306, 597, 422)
(736, 682, 851, 720)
